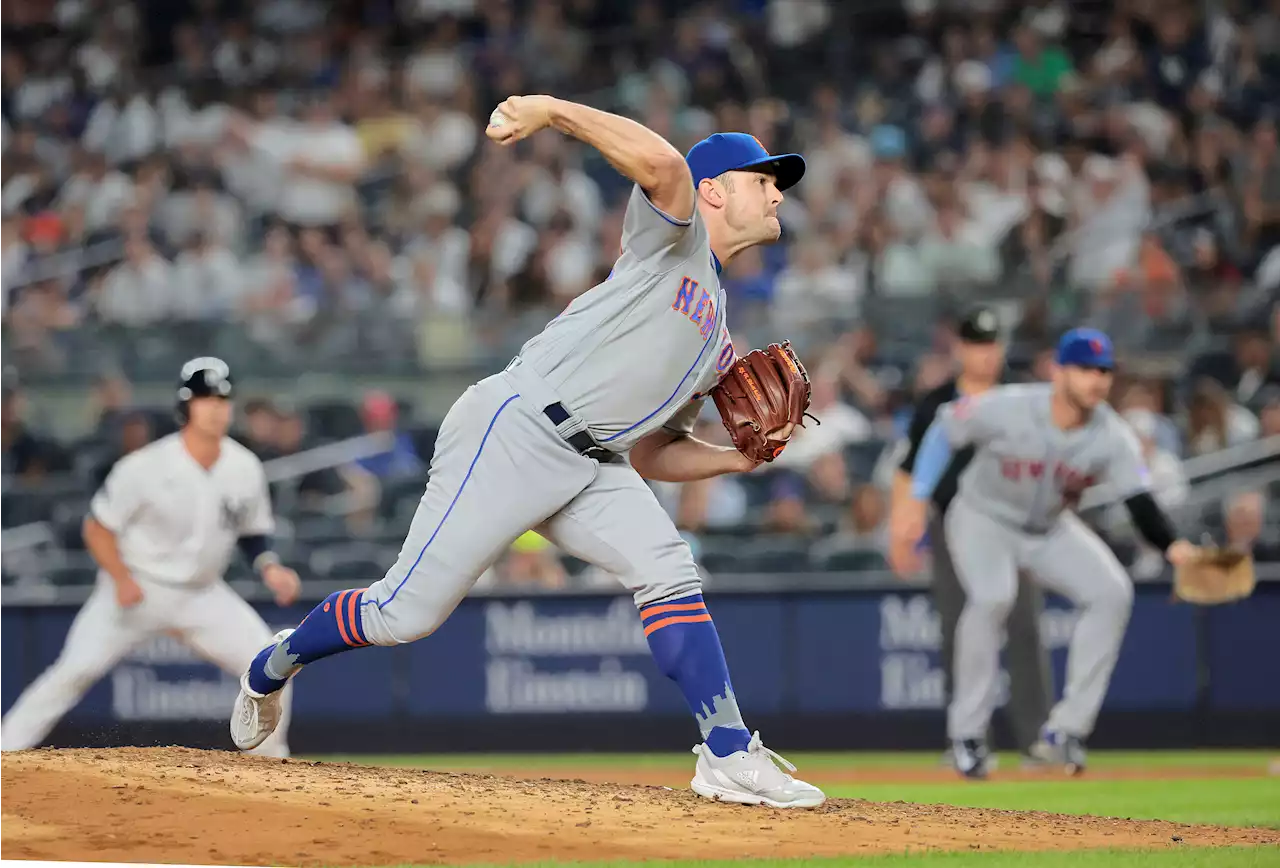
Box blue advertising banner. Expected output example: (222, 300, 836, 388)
(1205, 592, 1280, 710)
(3, 585, 1277, 730)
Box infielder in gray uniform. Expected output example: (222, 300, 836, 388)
(893, 329, 1200, 778)
(231, 96, 826, 808)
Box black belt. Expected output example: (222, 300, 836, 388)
(543, 402, 620, 463)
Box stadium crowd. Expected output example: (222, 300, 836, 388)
(3, 0, 1280, 590)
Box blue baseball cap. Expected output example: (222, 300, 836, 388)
(685, 133, 806, 191)
(1056, 327, 1115, 370)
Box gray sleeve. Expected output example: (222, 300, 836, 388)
(621, 184, 705, 272)
(661, 399, 704, 437)
(935, 389, 1012, 447)
(1103, 417, 1153, 499)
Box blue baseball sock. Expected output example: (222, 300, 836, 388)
(247, 589, 370, 695)
(641, 593, 750, 758)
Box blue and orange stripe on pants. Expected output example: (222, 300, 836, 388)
(640, 595, 711, 637)
(323, 588, 371, 646)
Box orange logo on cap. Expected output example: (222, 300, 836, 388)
(1089, 339, 1103, 353)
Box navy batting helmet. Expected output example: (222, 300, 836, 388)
(175, 356, 233, 424)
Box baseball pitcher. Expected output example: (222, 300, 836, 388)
(232, 97, 826, 808)
(2, 358, 301, 756)
(893, 329, 1201, 778)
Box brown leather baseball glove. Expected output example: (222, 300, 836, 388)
(1173, 547, 1256, 605)
(710, 340, 815, 464)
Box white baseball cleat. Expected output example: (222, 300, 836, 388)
(230, 629, 294, 751)
(690, 731, 826, 808)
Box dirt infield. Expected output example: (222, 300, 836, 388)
(3, 748, 1278, 867)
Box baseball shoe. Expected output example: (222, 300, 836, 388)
(1019, 750, 1054, 771)
(951, 738, 991, 780)
(230, 629, 294, 751)
(690, 731, 826, 808)
(940, 746, 1000, 771)
(1029, 731, 1088, 776)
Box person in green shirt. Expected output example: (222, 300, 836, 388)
(1013, 25, 1074, 97)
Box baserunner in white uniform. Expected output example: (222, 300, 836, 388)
(231, 96, 826, 808)
(2, 358, 302, 756)
(894, 329, 1201, 778)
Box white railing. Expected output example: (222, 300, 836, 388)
(1079, 434, 1280, 511)
(262, 431, 394, 483)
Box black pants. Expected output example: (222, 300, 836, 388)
(929, 512, 1054, 752)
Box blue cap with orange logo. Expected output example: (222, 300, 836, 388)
(1056, 327, 1115, 370)
(685, 133, 806, 191)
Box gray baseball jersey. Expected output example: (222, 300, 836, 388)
(517, 185, 736, 452)
(347, 184, 732, 652)
(935, 383, 1147, 743)
(937, 383, 1150, 533)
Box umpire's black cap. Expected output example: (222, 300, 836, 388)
(957, 306, 1002, 344)
(176, 356, 233, 423)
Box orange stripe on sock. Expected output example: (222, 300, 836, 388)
(346, 588, 368, 646)
(643, 613, 712, 636)
(334, 590, 355, 646)
(640, 601, 708, 619)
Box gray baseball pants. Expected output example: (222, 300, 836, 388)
(929, 512, 1052, 752)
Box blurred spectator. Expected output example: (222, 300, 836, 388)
(1114, 379, 1183, 455)
(95, 235, 174, 325)
(1185, 377, 1261, 456)
(89, 371, 133, 440)
(2, 384, 39, 477)
(5, 0, 1280, 583)
(273, 403, 377, 528)
(814, 483, 889, 560)
(488, 531, 569, 591)
(254, 92, 366, 230)
(235, 397, 281, 461)
(1188, 325, 1280, 411)
(1068, 154, 1150, 293)
(92, 409, 152, 488)
(353, 390, 423, 480)
(763, 472, 820, 537)
(171, 230, 242, 320)
(1223, 490, 1279, 561)
(772, 238, 863, 342)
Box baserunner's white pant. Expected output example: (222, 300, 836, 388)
(2, 574, 291, 756)
(356, 366, 704, 647)
(944, 502, 1133, 741)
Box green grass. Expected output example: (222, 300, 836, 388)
(315, 751, 1280, 829)
(319, 751, 1280, 868)
(823, 778, 1280, 829)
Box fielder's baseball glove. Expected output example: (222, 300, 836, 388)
(710, 340, 815, 464)
(1173, 547, 1256, 605)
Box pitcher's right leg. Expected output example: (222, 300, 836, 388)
(232, 381, 597, 750)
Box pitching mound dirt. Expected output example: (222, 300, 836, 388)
(3, 747, 1277, 866)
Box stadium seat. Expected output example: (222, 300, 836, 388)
(845, 441, 886, 481)
(306, 401, 365, 441)
(309, 542, 389, 582)
(291, 514, 352, 543)
(819, 549, 889, 572)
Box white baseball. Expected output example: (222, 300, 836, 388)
(488, 107, 509, 128)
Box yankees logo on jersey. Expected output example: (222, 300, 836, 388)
(221, 499, 253, 532)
